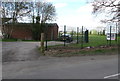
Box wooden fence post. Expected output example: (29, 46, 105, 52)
(41, 33, 44, 53)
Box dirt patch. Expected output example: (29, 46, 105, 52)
(2, 48, 41, 62)
(2, 50, 17, 62)
(45, 45, 118, 57)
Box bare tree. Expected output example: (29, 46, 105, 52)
(1, 1, 33, 38)
(2, 1, 33, 23)
(32, 1, 56, 39)
(34, 1, 56, 53)
(35, 2, 56, 24)
(90, 0, 119, 22)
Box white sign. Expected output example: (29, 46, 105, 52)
(106, 33, 116, 40)
(106, 26, 117, 33)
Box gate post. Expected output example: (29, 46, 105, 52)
(41, 33, 44, 53)
(84, 30, 89, 43)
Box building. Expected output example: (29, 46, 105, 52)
(2, 23, 59, 40)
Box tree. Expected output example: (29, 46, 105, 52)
(34, 2, 56, 23)
(2, 2, 33, 23)
(32, 1, 56, 40)
(90, 0, 119, 23)
(1, 1, 33, 38)
(33, 1, 56, 53)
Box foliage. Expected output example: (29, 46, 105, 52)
(32, 23, 48, 41)
(69, 30, 77, 36)
(32, 24, 41, 41)
(2, 38, 17, 42)
(90, 29, 98, 35)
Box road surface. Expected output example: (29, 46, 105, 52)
(2, 42, 119, 79)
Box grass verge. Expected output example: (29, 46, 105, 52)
(45, 46, 118, 57)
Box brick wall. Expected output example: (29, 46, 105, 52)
(11, 27, 32, 40)
(4, 23, 58, 40)
(45, 24, 58, 40)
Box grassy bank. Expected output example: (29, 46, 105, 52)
(45, 35, 119, 57)
(52, 47, 118, 57)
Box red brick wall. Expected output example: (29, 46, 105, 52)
(4, 23, 58, 40)
(45, 25, 58, 40)
(53, 26, 58, 40)
(11, 27, 32, 40)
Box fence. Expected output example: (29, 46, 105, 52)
(45, 25, 119, 51)
(2, 23, 119, 51)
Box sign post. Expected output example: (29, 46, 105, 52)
(81, 26, 83, 49)
(110, 26, 111, 46)
(77, 27, 79, 44)
(106, 26, 117, 46)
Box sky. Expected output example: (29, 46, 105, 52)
(1, 0, 106, 31)
(46, 0, 105, 31)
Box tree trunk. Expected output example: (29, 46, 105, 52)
(41, 33, 44, 53)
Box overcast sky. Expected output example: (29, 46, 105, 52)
(46, 0, 105, 31)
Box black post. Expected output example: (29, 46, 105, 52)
(107, 40, 108, 46)
(116, 22, 117, 42)
(110, 26, 112, 46)
(81, 26, 83, 49)
(45, 24, 48, 50)
(64, 25, 66, 46)
(77, 27, 79, 44)
(85, 30, 89, 43)
(45, 34, 47, 50)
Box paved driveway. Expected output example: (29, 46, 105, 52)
(2, 42, 40, 62)
(2, 41, 64, 62)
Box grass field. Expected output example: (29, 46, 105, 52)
(69, 35, 119, 48)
